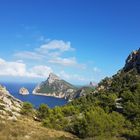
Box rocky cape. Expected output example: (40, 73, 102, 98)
(33, 73, 96, 101)
(33, 73, 78, 100)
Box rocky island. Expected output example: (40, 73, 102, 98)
(19, 87, 29, 95)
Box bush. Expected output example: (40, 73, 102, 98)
(68, 107, 125, 138)
(37, 104, 49, 120)
(21, 102, 33, 116)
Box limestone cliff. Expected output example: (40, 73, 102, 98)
(0, 85, 22, 120)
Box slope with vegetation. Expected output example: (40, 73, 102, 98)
(1, 49, 140, 140)
(33, 49, 140, 140)
(0, 86, 77, 140)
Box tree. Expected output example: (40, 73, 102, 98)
(68, 107, 125, 138)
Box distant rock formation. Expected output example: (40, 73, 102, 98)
(124, 48, 140, 72)
(19, 87, 29, 95)
(0, 85, 22, 120)
(33, 73, 77, 100)
(89, 81, 97, 87)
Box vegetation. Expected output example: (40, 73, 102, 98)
(37, 103, 49, 120)
(0, 117, 76, 140)
(20, 102, 34, 116)
(33, 69, 140, 140)
(19, 68, 140, 139)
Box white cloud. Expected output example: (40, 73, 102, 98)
(0, 58, 26, 77)
(36, 40, 74, 54)
(59, 71, 89, 83)
(0, 58, 52, 78)
(48, 57, 77, 66)
(28, 65, 52, 78)
(14, 51, 44, 60)
(15, 60, 24, 63)
(14, 39, 85, 68)
(48, 57, 87, 69)
(14, 40, 75, 61)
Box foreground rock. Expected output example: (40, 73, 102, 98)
(33, 73, 77, 100)
(0, 85, 22, 120)
(19, 87, 29, 95)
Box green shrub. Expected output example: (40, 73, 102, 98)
(37, 104, 49, 120)
(68, 107, 125, 138)
(21, 102, 33, 116)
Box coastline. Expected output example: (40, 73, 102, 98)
(32, 92, 66, 99)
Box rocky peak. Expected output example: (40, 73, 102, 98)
(47, 73, 60, 84)
(124, 48, 140, 72)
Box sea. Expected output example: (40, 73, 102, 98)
(1, 82, 67, 108)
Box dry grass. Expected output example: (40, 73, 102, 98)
(0, 117, 78, 140)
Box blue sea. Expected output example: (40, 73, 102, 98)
(1, 82, 67, 108)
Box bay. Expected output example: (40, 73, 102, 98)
(1, 82, 67, 108)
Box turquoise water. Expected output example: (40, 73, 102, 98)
(1, 82, 67, 108)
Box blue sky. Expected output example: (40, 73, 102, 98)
(0, 0, 140, 84)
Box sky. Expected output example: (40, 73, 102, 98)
(0, 0, 140, 85)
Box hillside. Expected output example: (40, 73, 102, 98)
(0, 85, 77, 140)
(0, 49, 140, 140)
(35, 49, 140, 140)
(0, 117, 77, 140)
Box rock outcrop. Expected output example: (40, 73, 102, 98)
(33, 73, 77, 100)
(124, 48, 140, 72)
(19, 87, 29, 95)
(0, 85, 22, 120)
